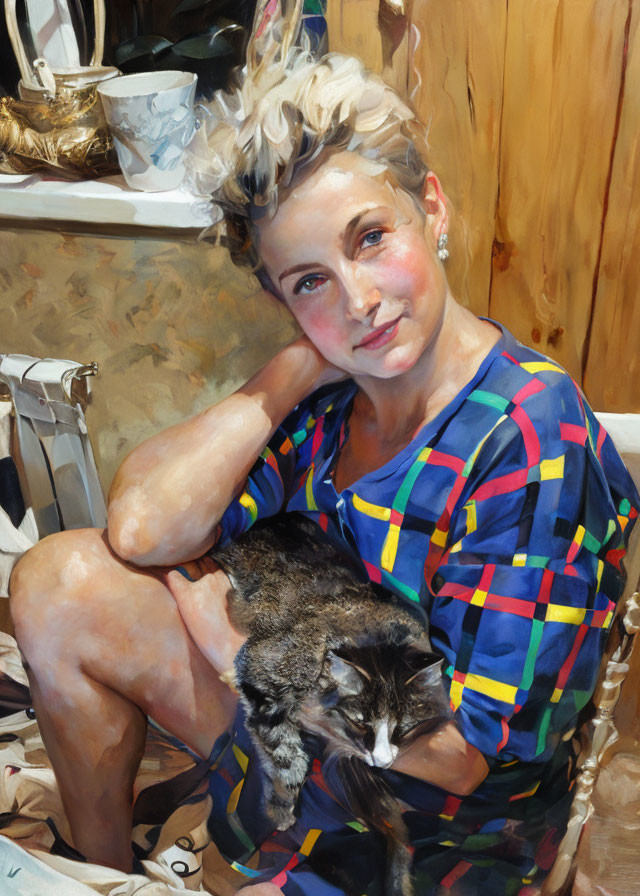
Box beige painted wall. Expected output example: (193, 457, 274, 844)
(0, 226, 298, 491)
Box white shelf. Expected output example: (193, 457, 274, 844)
(0, 173, 214, 230)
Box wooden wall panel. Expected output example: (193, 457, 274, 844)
(489, 0, 629, 382)
(408, 1, 506, 314)
(325, 0, 383, 73)
(583, 3, 640, 412)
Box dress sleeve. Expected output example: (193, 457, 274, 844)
(428, 391, 639, 764)
(216, 406, 310, 545)
(216, 382, 352, 545)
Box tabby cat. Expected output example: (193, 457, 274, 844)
(212, 513, 452, 896)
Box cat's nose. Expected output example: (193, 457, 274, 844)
(371, 742, 399, 768)
(370, 721, 399, 768)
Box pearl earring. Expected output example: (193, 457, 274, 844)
(437, 233, 449, 262)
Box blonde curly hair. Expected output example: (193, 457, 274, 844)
(195, 27, 430, 292)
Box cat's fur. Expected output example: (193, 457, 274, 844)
(211, 513, 452, 896)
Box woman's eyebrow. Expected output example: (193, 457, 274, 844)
(341, 206, 391, 245)
(279, 262, 321, 285)
(278, 206, 393, 284)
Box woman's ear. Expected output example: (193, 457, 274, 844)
(422, 171, 448, 241)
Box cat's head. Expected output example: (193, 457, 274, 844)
(300, 642, 452, 769)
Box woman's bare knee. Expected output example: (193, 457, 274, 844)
(10, 528, 120, 662)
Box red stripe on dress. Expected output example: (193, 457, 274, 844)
(497, 716, 510, 752)
(478, 563, 495, 592)
(555, 623, 588, 692)
(363, 559, 382, 583)
(596, 422, 606, 460)
(444, 474, 467, 517)
(559, 422, 588, 444)
(441, 795, 462, 818)
(427, 450, 465, 473)
(511, 404, 541, 467)
(260, 840, 293, 854)
(310, 415, 325, 460)
(484, 592, 536, 618)
(512, 377, 546, 405)
(605, 547, 626, 570)
(439, 582, 538, 618)
(271, 854, 299, 887)
(441, 861, 473, 888)
(472, 467, 528, 501)
(539, 569, 554, 604)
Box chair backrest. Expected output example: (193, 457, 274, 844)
(543, 412, 640, 895)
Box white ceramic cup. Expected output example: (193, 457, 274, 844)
(98, 70, 198, 192)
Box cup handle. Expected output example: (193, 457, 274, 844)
(194, 103, 213, 132)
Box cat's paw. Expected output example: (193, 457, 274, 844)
(268, 802, 296, 831)
(276, 812, 296, 832)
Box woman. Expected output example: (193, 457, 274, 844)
(9, 47, 639, 895)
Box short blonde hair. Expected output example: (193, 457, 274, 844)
(198, 48, 430, 287)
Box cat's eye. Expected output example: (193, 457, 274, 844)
(347, 719, 368, 735)
(339, 710, 367, 735)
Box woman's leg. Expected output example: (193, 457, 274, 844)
(9, 528, 238, 872)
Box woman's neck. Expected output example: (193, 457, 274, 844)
(351, 300, 501, 447)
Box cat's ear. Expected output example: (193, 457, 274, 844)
(405, 656, 444, 687)
(326, 651, 370, 695)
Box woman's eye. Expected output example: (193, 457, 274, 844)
(294, 274, 327, 295)
(361, 229, 384, 249)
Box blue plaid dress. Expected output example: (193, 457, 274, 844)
(204, 320, 639, 895)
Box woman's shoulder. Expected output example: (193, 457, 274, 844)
(475, 320, 585, 415)
(457, 321, 639, 511)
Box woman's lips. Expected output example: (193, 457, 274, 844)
(354, 316, 402, 351)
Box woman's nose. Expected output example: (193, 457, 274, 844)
(345, 283, 382, 322)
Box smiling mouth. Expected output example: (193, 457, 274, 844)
(354, 316, 403, 351)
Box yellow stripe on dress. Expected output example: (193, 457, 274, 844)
(239, 492, 258, 524)
(545, 604, 586, 625)
(520, 361, 564, 374)
(464, 673, 518, 704)
(227, 778, 245, 814)
(381, 525, 400, 572)
(540, 456, 565, 480)
(232, 744, 249, 774)
(352, 492, 392, 520)
(299, 829, 322, 856)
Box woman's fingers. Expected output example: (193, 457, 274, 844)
(163, 567, 245, 674)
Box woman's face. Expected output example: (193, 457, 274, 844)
(256, 151, 450, 380)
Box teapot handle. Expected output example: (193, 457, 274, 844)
(4, 0, 39, 89)
(91, 0, 106, 67)
(5, 0, 107, 86)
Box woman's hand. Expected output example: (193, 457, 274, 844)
(276, 333, 349, 395)
(392, 722, 489, 796)
(294, 334, 348, 390)
(161, 560, 246, 676)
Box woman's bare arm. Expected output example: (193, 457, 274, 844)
(107, 336, 333, 567)
(392, 722, 489, 795)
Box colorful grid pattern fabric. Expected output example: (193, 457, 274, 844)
(212, 320, 639, 893)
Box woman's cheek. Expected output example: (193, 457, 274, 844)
(383, 242, 432, 296)
(297, 304, 347, 358)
